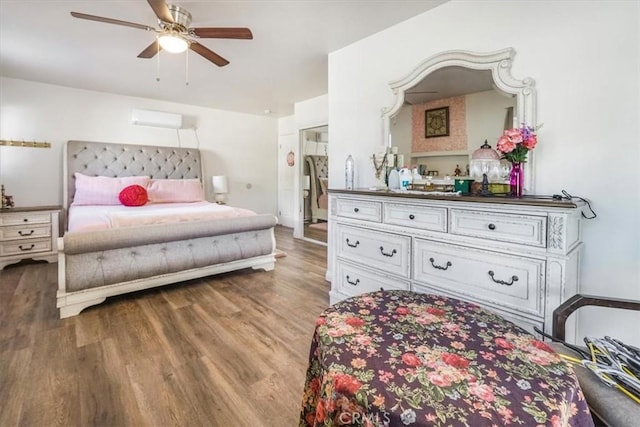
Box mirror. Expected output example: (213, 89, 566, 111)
(301, 125, 328, 244)
(382, 48, 537, 193)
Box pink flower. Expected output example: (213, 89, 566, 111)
(468, 383, 495, 402)
(496, 135, 517, 153)
(427, 372, 452, 387)
(402, 353, 422, 367)
(495, 338, 515, 350)
(522, 134, 538, 149)
(333, 373, 362, 395)
(504, 128, 524, 143)
(345, 317, 365, 328)
(441, 353, 470, 369)
(327, 328, 344, 337)
(354, 335, 372, 346)
(396, 307, 409, 315)
(531, 339, 554, 353)
(426, 307, 445, 316)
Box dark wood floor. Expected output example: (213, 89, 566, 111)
(0, 226, 329, 426)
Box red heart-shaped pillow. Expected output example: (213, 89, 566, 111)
(119, 184, 148, 207)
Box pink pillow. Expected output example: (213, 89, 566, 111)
(146, 179, 204, 203)
(73, 173, 151, 205)
(119, 185, 148, 207)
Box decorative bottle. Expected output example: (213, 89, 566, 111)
(345, 155, 355, 190)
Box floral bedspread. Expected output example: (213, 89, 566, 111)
(300, 290, 593, 427)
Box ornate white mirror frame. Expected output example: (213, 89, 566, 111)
(381, 48, 537, 194)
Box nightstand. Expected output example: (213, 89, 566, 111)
(0, 206, 61, 270)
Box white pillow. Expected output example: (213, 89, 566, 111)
(72, 173, 151, 205)
(146, 179, 205, 203)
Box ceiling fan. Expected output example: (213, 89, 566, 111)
(70, 0, 252, 67)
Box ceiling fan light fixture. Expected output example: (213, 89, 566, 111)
(158, 32, 188, 53)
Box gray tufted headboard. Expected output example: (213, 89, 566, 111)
(64, 140, 203, 213)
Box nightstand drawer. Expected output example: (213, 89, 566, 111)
(384, 202, 447, 232)
(335, 198, 382, 222)
(0, 211, 51, 226)
(0, 238, 52, 257)
(336, 260, 410, 297)
(450, 208, 546, 247)
(0, 224, 51, 241)
(336, 224, 410, 277)
(413, 239, 545, 318)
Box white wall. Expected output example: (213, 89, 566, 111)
(328, 1, 640, 345)
(277, 115, 296, 227)
(0, 77, 278, 214)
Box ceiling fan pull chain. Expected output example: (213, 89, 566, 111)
(185, 48, 189, 86)
(156, 34, 161, 82)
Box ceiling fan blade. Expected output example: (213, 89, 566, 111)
(70, 12, 155, 32)
(189, 42, 229, 67)
(192, 27, 253, 39)
(147, 0, 174, 23)
(137, 40, 162, 58)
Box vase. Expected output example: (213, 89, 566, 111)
(509, 162, 524, 198)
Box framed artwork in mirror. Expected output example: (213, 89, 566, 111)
(425, 106, 450, 138)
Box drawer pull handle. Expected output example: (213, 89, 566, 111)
(18, 230, 35, 236)
(379, 246, 397, 257)
(353, 207, 360, 213)
(23, 218, 29, 222)
(488, 223, 496, 230)
(19, 244, 35, 251)
(488, 270, 518, 286)
(409, 214, 415, 220)
(429, 257, 452, 270)
(345, 275, 360, 286)
(346, 238, 360, 248)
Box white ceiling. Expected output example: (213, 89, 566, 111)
(0, 0, 447, 117)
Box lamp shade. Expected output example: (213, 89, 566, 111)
(212, 175, 228, 194)
(470, 141, 501, 181)
(158, 33, 189, 53)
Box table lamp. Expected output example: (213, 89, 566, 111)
(212, 175, 228, 204)
(470, 140, 500, 196)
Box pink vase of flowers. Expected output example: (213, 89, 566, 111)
(496, 124, 540, 198)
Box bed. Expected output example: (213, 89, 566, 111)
(56, 140, 277, 318)
(300, 290, 593, 427)
(305, 155, 328, 223)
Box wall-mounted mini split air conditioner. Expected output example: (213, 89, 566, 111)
(131, 109, 183, 129)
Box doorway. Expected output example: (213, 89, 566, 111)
(300, 125, 328, 244)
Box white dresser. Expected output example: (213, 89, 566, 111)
(328, 190, 585, 341)
(0, 206, 60, 270)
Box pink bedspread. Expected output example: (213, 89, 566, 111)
(68, 202, 256, 233)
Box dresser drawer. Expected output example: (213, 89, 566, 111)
(335, 198, 382, 222)
(413, 239, 545, 317)
(336, 224, 410, 278)
(0, 238, 52, 257)
(0, 224, 51, 241)
(336, 260, 410, 297)
(450, 208, 546, 248)
(384, 202, 447, 232)
(0, 211, 52, 226)
(412, 282, 544, 336)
